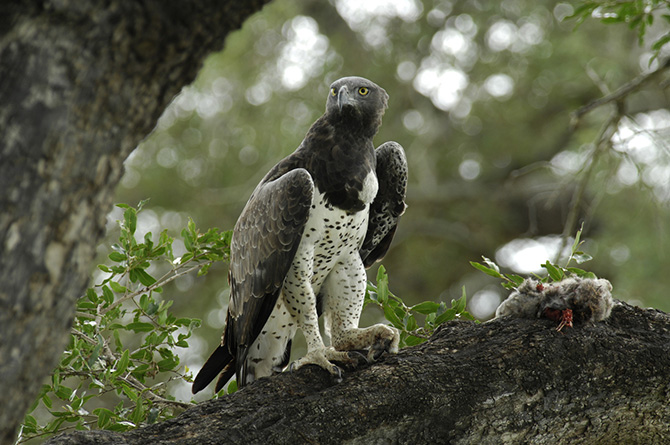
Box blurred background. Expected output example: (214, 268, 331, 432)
(107, 0, 670, 399)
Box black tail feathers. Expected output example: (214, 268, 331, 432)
(192, 345, 235, 394)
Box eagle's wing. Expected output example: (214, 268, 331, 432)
(360, 141, 408, 268)
(227, 167, 313, 376)
(190, 167, 313, 393)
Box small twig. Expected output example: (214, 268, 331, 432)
(571, 60, 670, 125)
(16, 418, 99, 444)
(556, 109, 623, 262)
(97, 337, 191, 410)
(74, 311, 96, 319)
(71, 327, 98, 345)
(99, 259, 206, 317)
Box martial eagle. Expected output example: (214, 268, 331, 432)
(192, 76, 407, 393)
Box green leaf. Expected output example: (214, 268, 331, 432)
(375, 265, 389, 304)
(405, 314, 418, 331)
(542, 261, 564, 281)
(22, 414, 38, 434)
(98, 264, 112, 273)
(566, 267, 588, 276)
(124, 207, 137, 235)
(507, 274, 525, 286)
(131, 402, 145, 424)
(113, 350, 130, 377)
(109, 281, 127, 293)
(147, 407, 160, 424)
(137, 198, 150, 212)
(382, 301, 404, 328)
(113, 328, 123, 351)
(226, 380, 238, 394)
(107, 421, 135, 432)
(573, 252, 593, 264)
(571, 224, 583, 253)
(404, 335, 425, 346)
(134, 268, 157, 286)
(157, 357, 179, 372)
(126, 322, 155, 332)
(54, 385, 73, 401)
(42, 393, 53, 410)
(86, 287, 98, 302)
(108, 251, 127, 263)
(102, 285, 114, 305)
(451, 288, 467, 313)
(470, 261, 503, 278)
(410, 301, 441, 314)
(87, 340, 102, 368)
(94, 408, 115, 428)
(198, 263, 212, 276)
(434, 308, 457, 325)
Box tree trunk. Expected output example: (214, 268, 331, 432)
(46, 302, 670, 444)
(0, 1, 269, 442)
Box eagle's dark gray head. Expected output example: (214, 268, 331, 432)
(325, 76, 389, 134)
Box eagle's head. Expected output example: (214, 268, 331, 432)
(326, 76, 389, 134)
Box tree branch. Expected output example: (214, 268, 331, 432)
(571, 59, 670, 124)
(47, 302, 670, 444)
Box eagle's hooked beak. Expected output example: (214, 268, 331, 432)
(337, 85, 353, 112)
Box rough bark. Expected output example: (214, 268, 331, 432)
(47, 302, 670, 444)
(0, 1, 270, 442)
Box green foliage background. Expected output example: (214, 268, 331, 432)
(114, 0, 670, 383)
(17, 0, 670, 441)
(117, 0, 670, 390)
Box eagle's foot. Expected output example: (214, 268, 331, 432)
(290, 347, 356, 381)
(331, 324, 400, 362)
(366, 324, 400, 361)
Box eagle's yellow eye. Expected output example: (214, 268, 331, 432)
(358, 87, 369, 96)
(331, 88, 337, 96)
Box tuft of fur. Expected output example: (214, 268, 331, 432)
(496, 277, 614, 325)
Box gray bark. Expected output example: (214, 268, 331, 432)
(47, 302, 670, 444)
(0, 1, 269, 442)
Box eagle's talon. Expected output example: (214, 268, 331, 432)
(332, 365, 343, 382)
(368, 337, 393, 361)
(347, 350, 369, 365)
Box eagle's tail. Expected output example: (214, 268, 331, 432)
(192, 345, 236, 394)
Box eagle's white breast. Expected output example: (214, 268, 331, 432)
(360, 169, 379, 205)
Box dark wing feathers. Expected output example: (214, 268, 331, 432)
(360, 141, 407, 268)
(193, 167, 313, 393)
(229, 167, 313, 309)
(228, 167, 313, 383)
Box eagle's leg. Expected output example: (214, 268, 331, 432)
(287, 311, 357, 378)
(322, 257, 400, 363)
(283, 251, 355, 377)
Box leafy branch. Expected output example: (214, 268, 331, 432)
(470, 226, 596, 291)
(570, 0, 670, 63)
(17, 202, 232, 443)
(365, 265, 475, 347)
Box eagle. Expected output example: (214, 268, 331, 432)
(192, 76, 407, 394)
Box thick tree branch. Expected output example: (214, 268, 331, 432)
(48, 302, 670, 444)
(0, 1, 270, 442)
